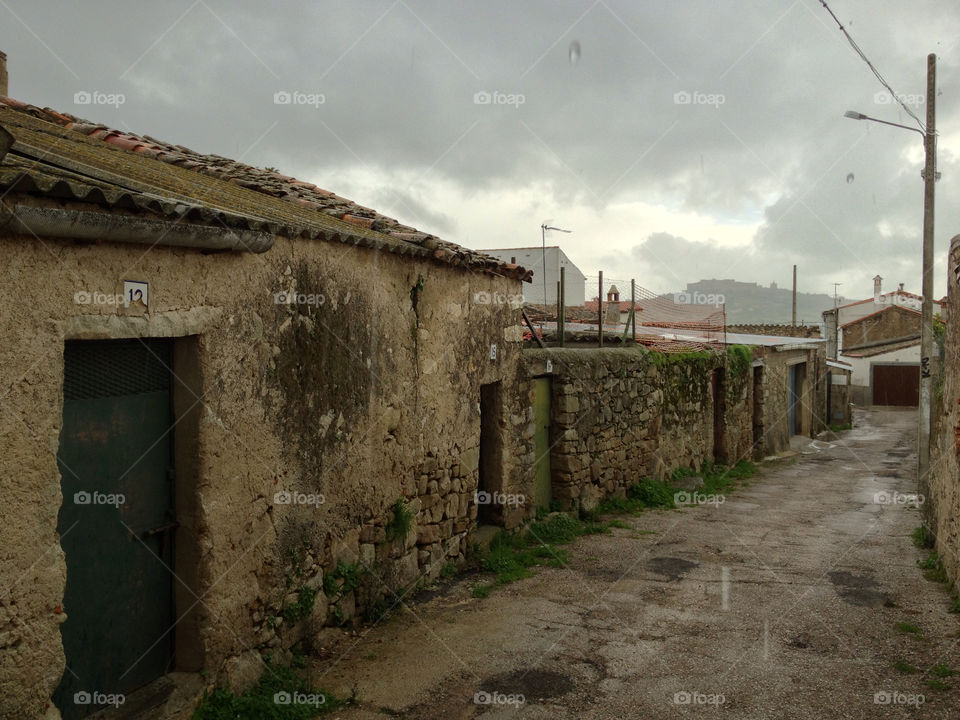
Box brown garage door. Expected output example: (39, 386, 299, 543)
(872, 364, 919, 406)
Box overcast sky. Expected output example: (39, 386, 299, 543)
(3, 0, 959, 303)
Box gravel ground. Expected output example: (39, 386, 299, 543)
(309, 407, 960, 719)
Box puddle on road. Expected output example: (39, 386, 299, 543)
(647, 557, 698, 581)
(478, 669, 575, 703)
(827, 570, 893, 607)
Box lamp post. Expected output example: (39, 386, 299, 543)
(844, 53, 937, 494)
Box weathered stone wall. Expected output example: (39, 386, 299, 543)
(0, 216, 526, 718)
(927, 236, 960, 593)
(727, 323, 821, 339)
(519, 348, 762, 513)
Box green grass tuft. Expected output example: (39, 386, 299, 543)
(193, 658, 347, 719)
(895, 622, 922, 635)
(912, 526, 935, 549)
(930, 662, 956, 678)
(385, 497, 413, 542)
(893, 660, 919, 674)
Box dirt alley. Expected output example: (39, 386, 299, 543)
(309, 407, 960, 719)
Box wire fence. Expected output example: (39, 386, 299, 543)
(523, 273, 727, 350)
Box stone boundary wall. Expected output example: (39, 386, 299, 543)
(520, 348, 758, 513)
(927, 236, 960, 592)
(727, 323, 821, 338)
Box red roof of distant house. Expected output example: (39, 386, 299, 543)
(836, 289, 942, 311)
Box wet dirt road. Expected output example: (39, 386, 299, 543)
(312, 407, 959, 719)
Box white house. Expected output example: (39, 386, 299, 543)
(479, 246, 586, 306)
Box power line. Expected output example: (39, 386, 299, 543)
(818, 0, 926, 133)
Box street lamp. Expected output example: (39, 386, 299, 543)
(540, 222, 572, 306)
(844, 54, 937, 495)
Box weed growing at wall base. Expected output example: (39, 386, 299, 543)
(385, 498, 412, 541)
(470, 514, 619, 596)
(192, 658, 350, 719)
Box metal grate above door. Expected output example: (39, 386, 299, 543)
(63, 338, 173, 400)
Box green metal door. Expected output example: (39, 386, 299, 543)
(533, 377, 552, 509)
(54, 339, 175, 719)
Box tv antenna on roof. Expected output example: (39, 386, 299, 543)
(541, 223, 572, 307)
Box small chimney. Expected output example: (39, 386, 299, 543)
(898, 282, 904, 292)
(873, 274, 882, 302)
(605, 285, 620, 324)
(0, 51, 7, 97)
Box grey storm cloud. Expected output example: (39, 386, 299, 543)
(3, 0, 960, 296)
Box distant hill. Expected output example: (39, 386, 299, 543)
(673, 279, 841, 325)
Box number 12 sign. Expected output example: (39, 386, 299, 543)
(123, 280, 149, 308)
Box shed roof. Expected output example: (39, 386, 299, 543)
(0, 97, 531, 281)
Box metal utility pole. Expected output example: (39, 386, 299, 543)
(919, 53, 936, 493)
(598, 271, 604, 347)
(559, 266, 566, 347)
(792, 265, 797, 327)
(842, 54, 937, 493)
